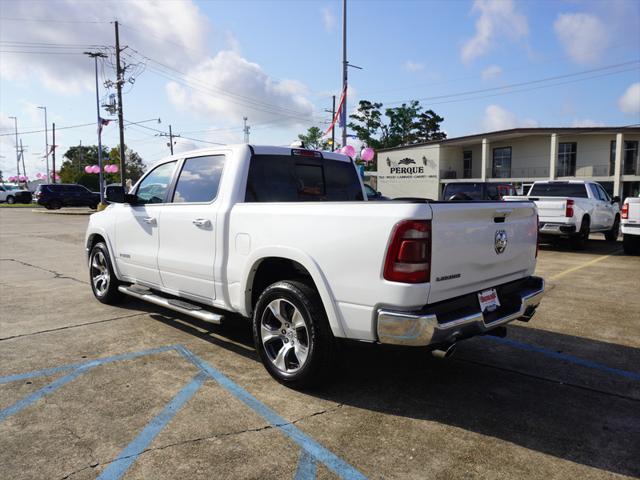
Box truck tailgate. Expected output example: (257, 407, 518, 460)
(530, 197, 567, 218)
(428, 202, 537, 303)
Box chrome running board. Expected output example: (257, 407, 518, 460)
(118, 285, 223, 324)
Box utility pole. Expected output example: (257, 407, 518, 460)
(243, 117, 250, 143)
(8, 116, 19, 176)
(341, 0, 348, 148)
(19, 139, 26, 179)
(324, 96, 336, 151)
(114, 21, 126, 188)
(85, 51, 108, 204)
(157, 125, 179, 155)
(37, 106, 49, 180)
(52, 123, 56, 184)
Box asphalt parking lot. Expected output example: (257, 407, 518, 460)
(1, 208, 639, 480)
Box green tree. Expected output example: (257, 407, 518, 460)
(348, 100, 387, 149)
(60, 145, 114, 188)
(413, 109, 446, 142)
(109, 145, 146, 183)
(297, 126, 331, 150)
(385, 100, 422, 146)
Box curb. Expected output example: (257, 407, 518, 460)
(31, 209, 93, 216)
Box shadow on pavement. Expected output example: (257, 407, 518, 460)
(142, 302, 640, 477)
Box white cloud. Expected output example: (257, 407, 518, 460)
(554, 13, 609, 65)
(618, 82, 640, 115)
(166, 51, 315, 126)
(404, 61, 425, 73)
(461, 0, 528, 63)
(481, 65, 502, 80)
(571, 119, 605, 127)
(0, 0, 209, 93)
(321, 7, 336, 32)
(482, 104, 538, 131)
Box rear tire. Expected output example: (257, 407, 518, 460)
(89, 242, 122, 304)
(252, 280, 335, 389)
(604, 215, 620, 242)
(623, 234, 640, 254)
(570, 218, 589, 250)
(50, 200, 62, 210)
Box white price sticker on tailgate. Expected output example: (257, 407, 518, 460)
(478, 288, 500, 313)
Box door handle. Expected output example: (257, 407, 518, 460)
(143, 217, 157, 225)
(192, 218, 211, 228)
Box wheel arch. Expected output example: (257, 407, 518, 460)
(86, 229, 122, 280)
(241, 247, 345, 338)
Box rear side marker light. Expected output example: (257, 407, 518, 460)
(384, 220, 431, 283)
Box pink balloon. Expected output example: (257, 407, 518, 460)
(84, 165, 92, 174)
(361, 147, 375, 162)
(91, 165, 101, 174)
(109, 164, 119, 173)
(18, 175, 26, 182)
(105, 164, 112, 173)
(343, 145, 356, 158)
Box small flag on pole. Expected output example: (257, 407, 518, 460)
(323, 84, 347, 138)
(98, 117, 111, 135)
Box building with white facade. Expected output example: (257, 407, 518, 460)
(374, 127, 640, 200)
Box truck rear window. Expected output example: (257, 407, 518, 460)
(529, 183, 588, 198)
(245, 154, 363, 202)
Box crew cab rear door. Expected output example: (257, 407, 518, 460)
(427, 202, 537, 303)
(156, 154, 225, 302)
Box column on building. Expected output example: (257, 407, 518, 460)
(481, 138, 489, 181)
(614, 132, 624, 197)
(549, 133, 558, 180)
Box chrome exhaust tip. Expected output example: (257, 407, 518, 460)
(431, 343, 457, 359)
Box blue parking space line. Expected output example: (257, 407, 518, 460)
(0, 364, 95, 422)
(295, 449, 318, 480)
(176, 345, 367, 480)
(484, 336, 640, 382)
(0, 345, 178, 385)
(96, 371, 208, 480)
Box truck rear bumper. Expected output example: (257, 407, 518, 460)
(539, 222, 576, 235)
(376, 276, 544, 347)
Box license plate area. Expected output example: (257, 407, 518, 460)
(478, 288, 500, 313)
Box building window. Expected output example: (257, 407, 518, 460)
(610, 140, 639, 176)
(492, 147, 511, 178)
(463, 151, 472, 178)
(557, 142, 577, 177)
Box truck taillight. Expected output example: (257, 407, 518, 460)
(565, 199, 574, 218)
(384, 220, 431, 283)
(621, 202, 629, 219)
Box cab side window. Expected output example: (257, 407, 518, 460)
(135, 161, 177, 204)
(172, 155, 225, 203)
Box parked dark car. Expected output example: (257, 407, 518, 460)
(364, 183, 389, 200)
(442, 182, 517, 201)
(34, 184, 100, 210)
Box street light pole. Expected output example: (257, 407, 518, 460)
(8, 116, 19, 176)
(341, 0, 348, 148)
(37, 106, 49, 181)
(85, 51, 107, 204)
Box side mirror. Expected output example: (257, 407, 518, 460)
(105, 185, 125, 203)
(612, 196, 620, 204)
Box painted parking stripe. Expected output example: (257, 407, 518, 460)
(0, 345, 177, 385)
(295, 449, 318, 480)
(176, 345, 367, 480)
(0, 364, 96, 421)
(484, 336, 640, 381)
(96, 371, 208, 480)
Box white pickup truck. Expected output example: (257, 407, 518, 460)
(85, 145, 544, 387)
(505, 180, 620, 250)
(621, 196, 640, 254)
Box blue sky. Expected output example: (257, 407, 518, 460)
(1, 0, 639, 178)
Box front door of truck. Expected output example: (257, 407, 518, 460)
(157, 154, 225, 302)
(114, 160, 178, 287)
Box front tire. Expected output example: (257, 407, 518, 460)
(6, 196, 15, 204)
(605, 215, 620, 242)
(89, 242, 122, 304)
(253, 280, 335, 389)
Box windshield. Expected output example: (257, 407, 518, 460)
(529, 183, 588, 198)
(444, 183, 483, 200)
